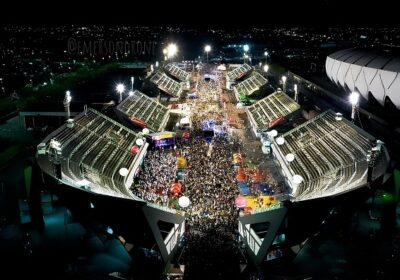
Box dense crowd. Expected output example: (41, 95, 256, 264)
(132, 68, 246, 279)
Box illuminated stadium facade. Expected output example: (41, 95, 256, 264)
(326, 48, 400, 110)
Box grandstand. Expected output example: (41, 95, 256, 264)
(116, 90, 170, 132)
(233, 72, 267, 101)
(226, 63, 253, 81)
(150, 71, 183, 98)
(272, 110, 389, 202)
(36, 108, 148, 199)
(246, 91, 300, 133)
(164, 63, 190, 81)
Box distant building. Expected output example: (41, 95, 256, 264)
(326, 48, 400, 110)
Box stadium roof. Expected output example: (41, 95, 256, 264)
(150, 71, 183, 97)
(164, 63, 190, 81)
(326, 48, 400, 109)
(246, 91, 300, 130)
(233, 72, 268, 97)
(227, 63, 253, 81)
(116, 90, 169, 132)
(36, 108, 148, 199)
(272, 110, 389, 201)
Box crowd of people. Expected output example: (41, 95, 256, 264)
(132, 68, 253, 279)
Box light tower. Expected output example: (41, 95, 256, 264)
(349, 91, 360, 123)
(282, 75, 287, 93)
(243, 44, 249, 64)
(166, 43, 178, 62)
(63, 90, 72, 120)
(116, 84, 125, 103)
(294, 84, 298, 102)
(205, 45, 211, 63)
(263, 64, 269, 77)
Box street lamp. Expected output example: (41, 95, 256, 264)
(205, 45, 211, 63)
(131, 76, 134, 91)
(166, 43, 178, 61)
(282, 75, 287, 92)
(116, 83, 125, 103)
(349, 91, 360, 122)
(64, 90, 72, 120)
(294, 84, 298, 102)
(263, 64, 269, 73)
(243, 53, 249, 64)
(243, 44, 250, 64)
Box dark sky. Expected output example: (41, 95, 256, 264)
(1, 0, 399, 27)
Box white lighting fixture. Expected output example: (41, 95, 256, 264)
(166, 43, 178, 59)
(136, 138, 144, 146)
(349, 91, 360, 105)
(285, 153, 295, 162)
(293, 174, 303, 184)
(119, 167, 129, 177)
(142, 128, 150, 135)
(178, 196, 190, 208)
(276, 137, 285, 145)
(335, 112, 343, 121)
(116, 84, 125, 93)
(269, 129, 278, 138)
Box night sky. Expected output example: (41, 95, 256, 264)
(1, 0, 398, 27)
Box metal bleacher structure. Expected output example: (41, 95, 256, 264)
(150, 71, 183, 98)
(272, 110, 389, 202)
(164, 63, 190, 81)
(116, 90, 170, 132)
(226, 63, 253, 81)
(246, 91, 300, 131)
(233, 71, 268, 100)
(36, 108, 148, 199)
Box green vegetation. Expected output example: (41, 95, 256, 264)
(268, 63, 287, 76)
(24, 166, 32, 197)
(0, 63, 119, 116)
(394, 169, 400, 202)
(0, 145, 22, 167)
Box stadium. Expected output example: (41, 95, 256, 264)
(36, 60, 390, 277)
(326, 48, 400, 110)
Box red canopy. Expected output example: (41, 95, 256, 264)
(170, 182, 182, 195)
(130, 145, 140, 155)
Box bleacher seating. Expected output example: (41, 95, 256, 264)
(164, 63, 190, 81)
(247, 91, 300, 130)
(42, 108, 145, 199)
(233, 72, 267, 97)
(227, 64, 253, 81)
(116, 90, 169, 132)
(274, 110, 379, 201)
(150, 71, 183, 97)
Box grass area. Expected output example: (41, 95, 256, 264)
(0, 63, 119, 116)
(0, 145, 22, 167)
(268, 63, 287, 76)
